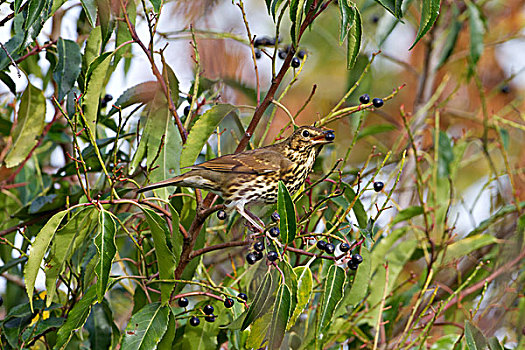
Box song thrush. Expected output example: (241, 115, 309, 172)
(137, 126, 335, 231)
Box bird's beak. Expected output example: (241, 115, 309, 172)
(313, 130, 335, 144)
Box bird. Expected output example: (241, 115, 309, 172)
(137, 126, 335, 232)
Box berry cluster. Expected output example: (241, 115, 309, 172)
(180, 292, 247, 327)
(347, 253, 363, 270)
(253, 36, 306, 69)
(359, 94, 384, 108)
(316, 240, 335, 254)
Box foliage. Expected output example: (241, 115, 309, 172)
(0, 0, 524, 349)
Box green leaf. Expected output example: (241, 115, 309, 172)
(150, 0, 162, 12)
(24, 210, 69, 311)
(339, 0, 352, 44)
(437, 4, 462, 68)
(317, 265, 346, 334)
(168, 203, 182, 263)
(499, 128, 509, 150)
(0, 71, 16, 95)
(85, 302, 113, 350)
(487, 336, 504, 350)
(357, 124, 396, 140)
(83, 26, 102, 70)
(245, 312, 272, 349)
(5, 83, 46, 168)
(142, 208, 177, 305)
(438, 131, 454, 177)
(55, 286, 97, 350)
(442, 234, 499, 265)
(180, 307, 220, 349)
(288, 266, 313, 328)
(465, 320, 488, 350)
(468, 2, 485, 73)
(392, 206, 424, 225)
(180, 104, 237, 168)
(121, 303, 170, 350)
(157, 312, 176, 350)
(45, 208, 97, 306)
(373, 0, 403, 19)
(343, 184, 367, 228)
(82, 51, 113, 133)
(80, 0, 97, 27)
(410, 0, 440, 49)
(241, 271, 274, 330)
(290, 0, 305, 45)
(163, 63, 179, 108)
(107, 81, 158, 117)
(346, 5, 362, 70)
(278, 181, 297, 244)
(268, 284, 292, 350)
(53, 38, 81, 101)
(94, 210, 117, 302)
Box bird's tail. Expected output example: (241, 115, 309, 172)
(136, 174, 187, 193)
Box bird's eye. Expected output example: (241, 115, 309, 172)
(302, 130, 310, 138)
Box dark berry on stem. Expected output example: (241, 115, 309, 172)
(278, 50, 286, 59)
(255, 48, 262, 59)
(372, 98, 384, 108)
(224, 298, 235, 308)
(267, 251, 278, 262)
(268, 227, 280, 237)
(271, 211, 280, 222)
(254, 250, 264, 261)
(217, 210, 227, 220)
(501, 85, 510, 94)
(324, 243, 335, 254)
(178, 297, 189, 307)
(254, 241, 264, 252)
(317, 240, 327, 251)
(359, 94, 370, 104)
(203, 304, 214, 315)
(189, 316, 200, 326)
(291, 57, 300, 68)
(373, 181, 384, 192)
(184, 105, 190, 116)
(352, 253, 363, 264)
(205, 315, 216, 322)
(339, 243, 350, 253)
(347, 260, 359, 270)
(246, 252, 257, 265)
(297, 50, 306, 59)
(237, 293, 248, 301)
(100, 100, 107, 108)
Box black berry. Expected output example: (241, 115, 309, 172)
(347, 260, 359, 270)
(271, 211, 280, 222)
(267, 251, 278, 262)
(501, 85, 510, 94)
(237, 293, 248, 302)
(253, 250, 264, 261)
(254, 241, 264, 252)
(351, 253, 363, 265)
(246, 252, 257, 265)
(317, 240, 327, 251)
(339, 243, 350, 253)
(217, 210, 227, 220)
(184, 105, 190, 116)
(291, 57, 300, 68)
(324, 131, 335, 142)
(372, 98, 384, 108)
(178, 297, 189, 307)
(0, 296, 3, 307)
(359, 94, 370, 104)
(189, 316, 200, 326)
(255, 48, 262, 59)
(268, 227, 280, 237)
(103, 94, 113, 102)
(297, 50, 306, 59)
(203, 304, 214, 315)
(205, 315, 216, 322)
(100, 100, 108, 108)
(371, 15, 380, 24)
(324, 243, 335, 254)
(278, 50, 287, 59)
(373, 181, 384, 192)
(224, 298, 235, 308)
(254, 36, 274, 47)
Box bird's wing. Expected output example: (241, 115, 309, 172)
(187, 149, 287, 175)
